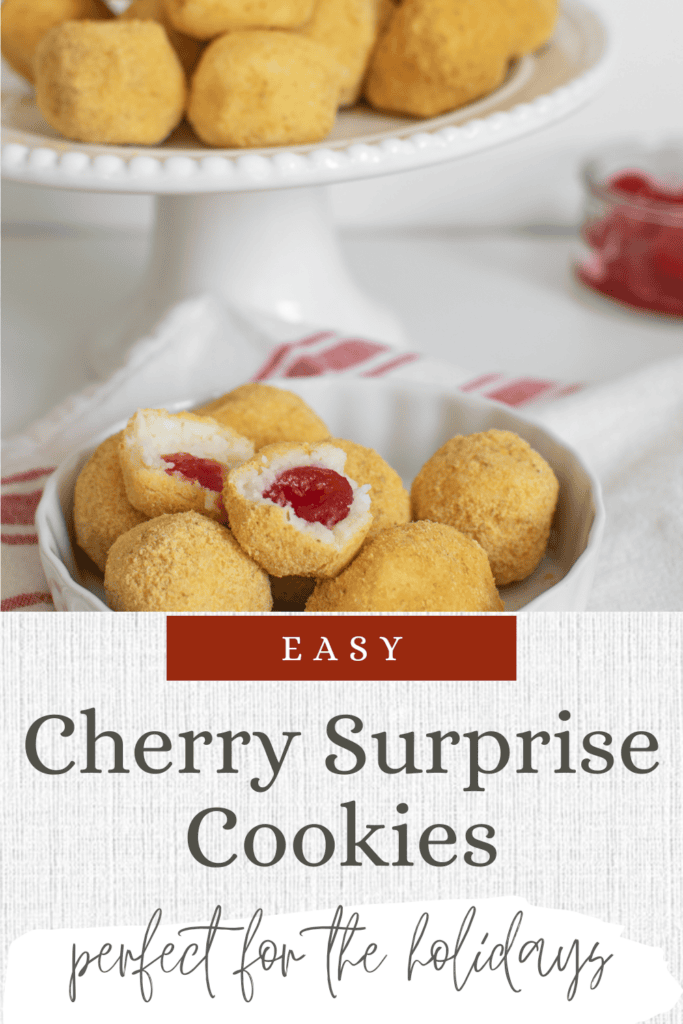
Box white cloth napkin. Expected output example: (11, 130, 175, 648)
(2, 296, 682, 611)
(539, 356, 683, 610)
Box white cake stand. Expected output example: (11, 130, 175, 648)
(2, 1, 610, 371)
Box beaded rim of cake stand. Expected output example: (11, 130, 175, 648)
(1, 4, 613, 193)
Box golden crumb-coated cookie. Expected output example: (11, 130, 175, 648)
(298, 0, 378, 106)
(1, 0, 112, 82)
(105, 511, 272, 612)
(364, 0, 514, 118)
(73, 432, 149, 573)
(307, 521, 504, 611)
(119, 408, 254, 521)
(328, 438, 410, 539)
(507, 0, 559, 55)
(187, 31, 342, 148)
(34, 20, 187, 144)
(224, 441, 372, 577)
(197, 383, 330, 451)
(119, 0, 204, 75)
(165, 0, 315, 38)
(411, 429, 559, 585)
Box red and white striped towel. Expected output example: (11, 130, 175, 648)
(2, 467, 56, 611)
(250, 330, 581, 403)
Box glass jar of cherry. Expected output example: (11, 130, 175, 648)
(576, 142, 683, 318)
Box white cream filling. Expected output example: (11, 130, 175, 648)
(124, 409, 254, 478)
(234, 443, 371, 547)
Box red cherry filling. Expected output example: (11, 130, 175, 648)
(162, 452, 225, 492)
(263, 465, 353, 528)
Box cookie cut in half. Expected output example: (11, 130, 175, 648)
(224, 441, 372, 577)
(120, 408, 254, 521)
(327, 437, 410, 540)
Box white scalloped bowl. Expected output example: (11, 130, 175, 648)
(35, 378, 604, 612)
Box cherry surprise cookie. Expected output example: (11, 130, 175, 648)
(187, 30, 342, 148)
(119, 408, 254, 521)
(224, 441, 372, 577)
(364, 0, 558, 118)
(306, 521, 504, 611)
(411, 428, 559, 586)
(34, 19, 187, 145)
(73, 432, 149, 573)
(62, 380, 568, 612)
(327, 438, 410, 539)
(508, 0, 559, 55)
(164, 0, 316, 38)
(119, 0, 204, 76)
(197, 383, 330, 451)
(0, 0, 112, 83)
(298, 0, 378, 107)
(105, 511, 272, 612)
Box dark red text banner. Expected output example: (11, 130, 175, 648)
(166, 616, 516, 681)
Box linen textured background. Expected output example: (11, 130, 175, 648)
(2, 612, 681, 1021)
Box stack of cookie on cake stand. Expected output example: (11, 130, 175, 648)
(2, 2, 611, 370)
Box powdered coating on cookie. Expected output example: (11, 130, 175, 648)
(307, 520, 504, 611)
(105, 510, 272, 611)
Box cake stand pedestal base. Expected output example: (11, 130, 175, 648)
(89, 185, 406, 375)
